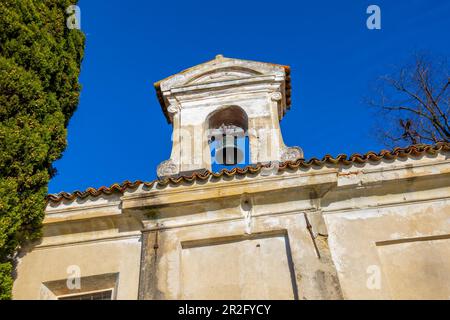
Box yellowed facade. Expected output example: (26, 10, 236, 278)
(12, 57, 450, 300)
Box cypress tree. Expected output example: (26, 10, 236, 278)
(0, 0, 85, 299)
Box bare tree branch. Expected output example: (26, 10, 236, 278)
(368, 53, 449, 146)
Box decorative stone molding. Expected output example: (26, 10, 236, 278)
(240, 195, 253, 235)
(270, 91, 282, 101)
(167, 103, 181, 114)
(41, 273, 119, 300)
(157, 159, 179, 178)
(281, 146, 304, 162)
(260, 161, 280, 176)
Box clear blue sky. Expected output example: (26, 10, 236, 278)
(48, 0, 450, 193)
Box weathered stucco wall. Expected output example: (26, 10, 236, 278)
(180, 233, 296, 299)
(321, 151, 450, 299)
(137, 206, 342, 300)
(12, 150, 450, 300)
(324, 191, 450, 299)
(12, 212, 142, 300)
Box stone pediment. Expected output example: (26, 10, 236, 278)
(157, 55, 288, 91)
(154, 55, 291, 123)
(185, 66, 262, 85)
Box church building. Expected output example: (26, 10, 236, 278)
(12, 56, 450, 300)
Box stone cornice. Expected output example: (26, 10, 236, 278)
(46, 143, 449, 205)
(44, 201, 122, 224)
(43, 144, 450, 227)
(121, 168, 338, 211)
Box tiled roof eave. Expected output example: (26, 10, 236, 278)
(46, 142, 450, 204)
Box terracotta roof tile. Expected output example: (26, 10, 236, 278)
(46, 142, 450, 204)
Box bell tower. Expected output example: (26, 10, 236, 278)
(154, 55, 303, 178)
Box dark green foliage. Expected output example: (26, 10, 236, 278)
(0, 0, 85, 299)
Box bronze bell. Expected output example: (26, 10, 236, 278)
(215, 134, 244, 165)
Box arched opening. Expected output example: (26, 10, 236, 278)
(207, 106, 250, 171)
